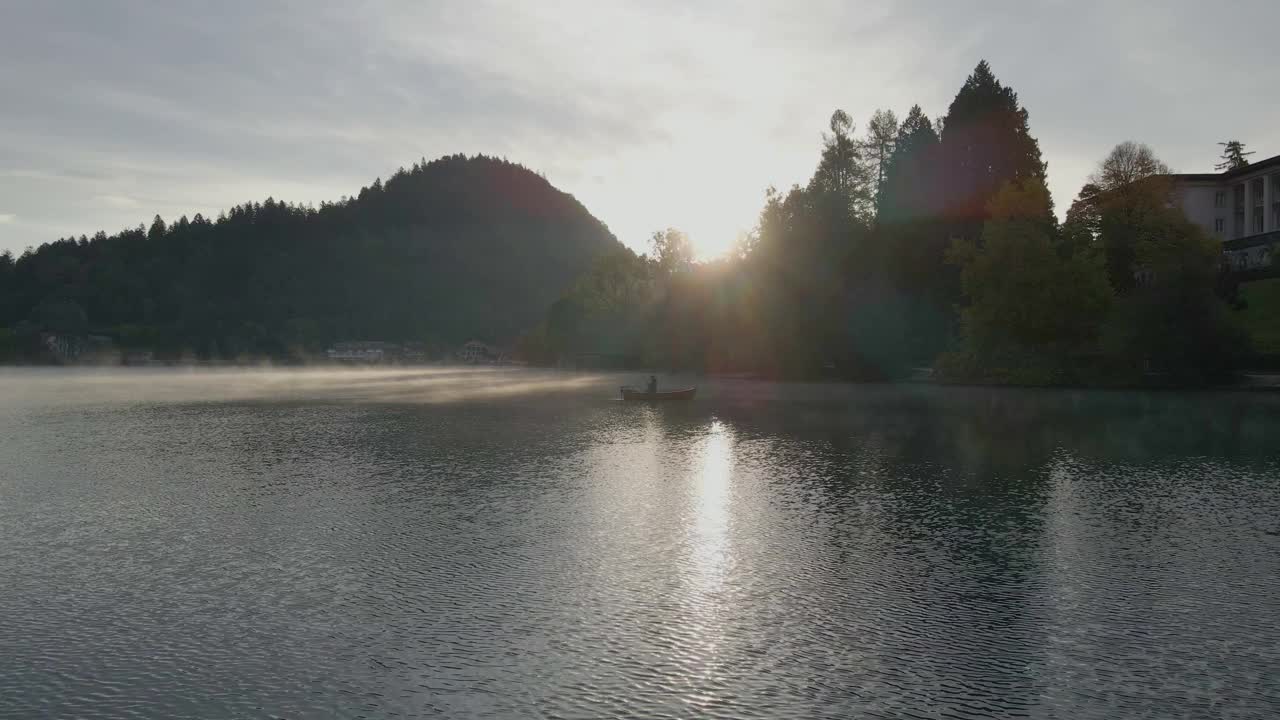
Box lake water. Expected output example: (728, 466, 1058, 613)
(2, 368, 1279, 719)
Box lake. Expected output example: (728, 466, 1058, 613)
(2, 368, 1278, 718)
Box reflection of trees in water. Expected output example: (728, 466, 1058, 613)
(714, 384, 1280, 471)
(702, 383, 1280, 715)
(689, 388, 1051, 713)
(287, 382, 1277, 716)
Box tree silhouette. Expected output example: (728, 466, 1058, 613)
(811, 110, 873, 221)
(1092, 142, 1171, 190)
(862, 109, 899, 209)
(1216, 141, 1255, 171)
(878, 104, 940, 225)
(1086, 143, 1177, 293)
(1, 156, 621, 361)
(939, 60, 1049, 233)
(650, 228, 695, 276)
(949, 178, 1110, 364)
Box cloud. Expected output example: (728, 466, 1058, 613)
(0, 213, 14, 224)
(1, 0, 1278, 257)
(93, 196, 140, 210)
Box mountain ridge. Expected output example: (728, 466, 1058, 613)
(0, 154, 623, 360)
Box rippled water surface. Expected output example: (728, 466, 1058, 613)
(2, 368, 1279, 718)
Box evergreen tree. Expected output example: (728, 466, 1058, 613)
(939, 60, 1049, 235)
(878, 105, 940, 225)
(870, 104, 952, 370)
(1216, 140, 1255, 171)
(0, 156, 621, 360)
(0, 251, 14, 327)
(147, 215, 167, 241)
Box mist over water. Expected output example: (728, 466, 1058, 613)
(2, 369, 1279, 718)
(0, 367, 615, 408)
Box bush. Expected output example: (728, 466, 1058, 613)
(1103, 282, 1251, 384)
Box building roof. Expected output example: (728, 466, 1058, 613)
(1172, 153, 1280, 183)
(1223, 152, 1280, 179)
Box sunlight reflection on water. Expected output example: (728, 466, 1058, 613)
(692, 419, 732, 586)
(685, 418, 733, 692)
(2, 370, 1279, 718)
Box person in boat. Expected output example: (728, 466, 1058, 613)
(646, 375, 658, 394)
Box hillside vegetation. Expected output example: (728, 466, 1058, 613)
(0, 155, 621, 360)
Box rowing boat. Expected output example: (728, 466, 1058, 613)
(619, 386, 697, 402)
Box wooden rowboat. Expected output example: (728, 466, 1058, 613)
(620, 386, 697, 402)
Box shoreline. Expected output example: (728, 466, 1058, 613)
(5, 362, 1280, 393)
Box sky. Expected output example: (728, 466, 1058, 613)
(2, 0, 1278, 260)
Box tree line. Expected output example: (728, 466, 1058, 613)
(0, 155, 621, 362)
(530, 61, 1252, 385)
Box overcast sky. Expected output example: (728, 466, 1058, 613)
(2, 0, 1278, 258)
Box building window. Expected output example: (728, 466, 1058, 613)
(1214, 191, 1226, 208)
(1214, 218, 1225, 234)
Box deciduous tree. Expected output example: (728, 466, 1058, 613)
(862, 108, 899, 208)
(1092, 141, 1170, 190)
(946, 178, 1111, 380)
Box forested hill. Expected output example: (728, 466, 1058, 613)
(0, 155, 623, 359)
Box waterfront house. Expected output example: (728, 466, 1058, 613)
(402, 342, 428, 363)
(458, 340, 497, 364)
(326, 341, 402, 363)
(1173, 153, 1280, 272)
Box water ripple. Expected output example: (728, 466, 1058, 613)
(0, 370, 1278, 718)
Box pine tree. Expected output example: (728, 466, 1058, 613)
(878, 105, 940, 225)
(1215, 140, 1254, 171)
(939, 60, 1049, 233)
(147, 215, 167, 241)
(868, 104, 951, 370)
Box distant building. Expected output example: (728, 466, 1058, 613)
(327, 341, 402, 363)
(40, 333, 116, 364)
(1173, 153, 1280, 271)
(122, 349, 156, 366)
(402, 342, 428, 363)
(41, 333, 79, 362)
(458, 340, 497, 364)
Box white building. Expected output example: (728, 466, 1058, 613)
(458, 340, 497, 364)
(1174, 153, 1280, 271)
(326, 341, 401, 363)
